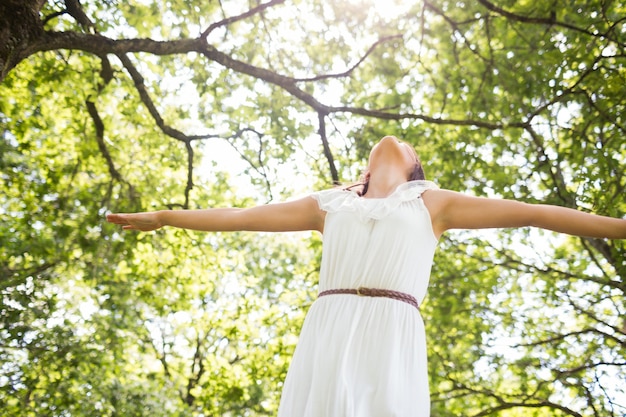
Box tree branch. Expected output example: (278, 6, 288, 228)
(184, 333, 206, 406)
(223, 128, 274, 201)
(200, 0, 286, 39)
(318, 112, 339, 185)
(86, 55, 139, 202)
(23, 31, 533, 134)
(294, 34, 404, 82)
(116, 52, 221, 207)
(476, 0, 626, 48)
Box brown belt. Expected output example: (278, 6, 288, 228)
(318, 287, 419, 310)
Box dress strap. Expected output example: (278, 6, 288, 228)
(318, 287, 419, 310)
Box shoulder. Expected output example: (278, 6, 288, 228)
(420, 189, 457, 237)
(420, 188, 457, 211)
(311, 186, 354, 197)
(310, 186, 357, 208)
(421, 188, 495, 208)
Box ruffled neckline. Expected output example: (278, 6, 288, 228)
(313, 180, 439, 221)
(359, 180, 438, 200)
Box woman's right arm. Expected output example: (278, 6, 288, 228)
(106, 196, 325, 233)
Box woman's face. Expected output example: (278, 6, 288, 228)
(368, 136, 417, 177)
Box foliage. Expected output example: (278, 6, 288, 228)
(1, 0, 624, 416)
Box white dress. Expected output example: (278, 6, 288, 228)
(277, 180, 440, 417)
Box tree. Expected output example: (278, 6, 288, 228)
(1, 0, 624, 416)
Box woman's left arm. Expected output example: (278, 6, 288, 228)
(423, 189, 626, 239)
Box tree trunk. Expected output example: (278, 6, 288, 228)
(0, 0, 45, 82)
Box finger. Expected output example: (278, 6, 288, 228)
(106, 213, 122, 222)
(107, 214, 130, 225)
(108, 218, 129, 225)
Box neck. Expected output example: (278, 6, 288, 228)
(364, 166, 407, 198)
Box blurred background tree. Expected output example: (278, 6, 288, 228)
(1, 0, 624, 416)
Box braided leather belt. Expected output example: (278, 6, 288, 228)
(318, 287, 419, 310)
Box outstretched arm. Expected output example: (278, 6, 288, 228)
(423, 189, 626, 239)
(106, 196, 325, 233)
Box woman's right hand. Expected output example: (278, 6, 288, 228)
(106, 212, 163, 231)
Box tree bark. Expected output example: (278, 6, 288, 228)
(0, 0, 45, 82)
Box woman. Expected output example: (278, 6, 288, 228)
(106, 135, 626, 416)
